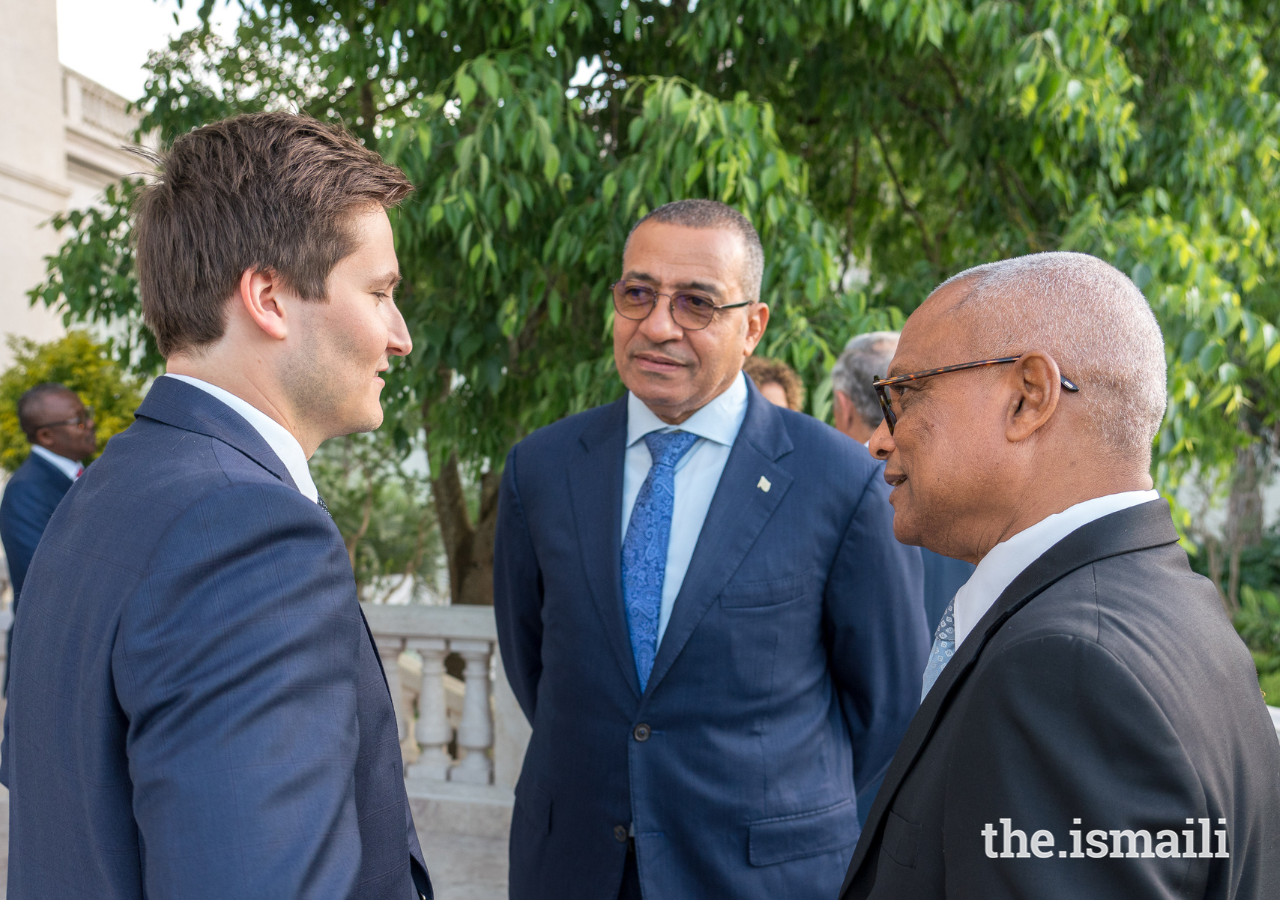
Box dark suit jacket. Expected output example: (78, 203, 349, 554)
(1, 451, 75, 694)
(840, 500, 1280, 899)
(0, 451, 74, 601)
(1, 377, 431, 900)
(494, 380, 930, 900)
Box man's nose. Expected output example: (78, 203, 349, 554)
(868, 418, 895, 461)
(639, 296, 683, 343)
(386, 298, 412, 357)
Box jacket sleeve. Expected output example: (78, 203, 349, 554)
(0, 478, 56, 600)
(825, 470, 930, 802)
(493, 447, 544, 723)
(944, 634, 1209, 899)
(112, 482, 366, 900)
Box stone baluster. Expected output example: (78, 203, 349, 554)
(373, 634, 408, 742)
(406, 638, 452, 781)
(449, 639, 494, 785)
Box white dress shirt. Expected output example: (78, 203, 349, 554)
(163, 374, 319, 504)
(950, 489, 1161, 649)
(622, 371, 749, 647)
(30, 445, 82, 481)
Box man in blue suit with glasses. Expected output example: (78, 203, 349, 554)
(495, 199, 930, 900)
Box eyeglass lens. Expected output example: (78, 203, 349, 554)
(613, 283, 719, 330)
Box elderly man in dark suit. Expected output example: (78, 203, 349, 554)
(0, 384, 96, 692)
(840, 251, 1280, 899)
(2, 113, 432, 899)
(494, 199, 930, 900)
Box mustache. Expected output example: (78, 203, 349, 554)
(626, 340, 696, 366)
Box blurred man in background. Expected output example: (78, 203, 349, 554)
(832, 334, 974, 635)
(0, 383, 95, 692)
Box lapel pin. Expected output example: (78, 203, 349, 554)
(757, 476, 771, 493)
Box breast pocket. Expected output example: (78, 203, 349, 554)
(719, 568, 819, 609)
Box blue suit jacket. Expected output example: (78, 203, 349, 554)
(494, 381, 930, 900)
(1, 377, 431, 900)
(920, 550, 974, 637)
(1, 451, 74, 601)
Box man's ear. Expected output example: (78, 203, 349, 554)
(743, 303, 770, 354)
(833, 390, 854, 433)
(1005, 350, 1063, 443)
(237, 267, 290, 341)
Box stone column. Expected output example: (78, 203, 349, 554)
(406, 638, 452, 781)
(449, 640, 494, 785)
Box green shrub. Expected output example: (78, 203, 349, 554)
(0, 332, 144, 473)
(1236, 584, 1280, 705)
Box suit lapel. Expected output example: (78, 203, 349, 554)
(134, 375, 298, 491)
(643, 384, 794, 699)
(842, 499, 1180, 892)
(566, 397, 641, 698)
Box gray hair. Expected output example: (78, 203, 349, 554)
(831, 331, 900, 429)
(939, 251, 1167, 460)
(625, 199, 765, 302)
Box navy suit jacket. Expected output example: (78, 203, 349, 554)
(921, 550, 974, 637)
(1, 451, 74, 601)
(494, 380, 930, 900)
(1, 377, 431, 900)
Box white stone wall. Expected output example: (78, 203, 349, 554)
(0, 0, 147, 372)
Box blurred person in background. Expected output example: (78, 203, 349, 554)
(0, 383, 95, 692)
(743, 354, 806, 411)
(832, 333, 975, 637)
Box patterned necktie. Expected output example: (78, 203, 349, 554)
(316, 494, 332, 517)
(622, 430, 700, 692)
(920, 595, 956, 701)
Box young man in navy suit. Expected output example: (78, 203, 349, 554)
(0, 384, 96, 690)
(494, 199, 930, 899)
(2, 114, 431, 899)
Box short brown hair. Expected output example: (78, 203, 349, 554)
(134, 112, 413, 357)
(743, 356, 806, 411)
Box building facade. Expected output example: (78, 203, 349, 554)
(0, 0, 146, 372)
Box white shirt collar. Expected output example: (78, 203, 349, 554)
(30, 445, 82, 481)
(626, 371, 749, 448)
(950, 490, 1161, 648)
(162, 374, 319, 503)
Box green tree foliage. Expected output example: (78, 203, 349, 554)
(28, 0, 1280, 603)
(311, 431, 442, 602)
(0, 332, 144, 473)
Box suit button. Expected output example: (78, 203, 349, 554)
(614, 825, 629, 842)
(633, 723, 651, 742)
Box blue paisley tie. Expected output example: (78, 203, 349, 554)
(622, 430, 699, 692)
(920, 595, 956, 701)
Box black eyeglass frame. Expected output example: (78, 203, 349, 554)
(610, 280, 752, 332)
(31, 407, 96, 431)
(872, 356, 1079, 434)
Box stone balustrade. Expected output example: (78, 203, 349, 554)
(361, 603, 530, 840)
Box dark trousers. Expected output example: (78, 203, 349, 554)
(618, 841, 642, 900)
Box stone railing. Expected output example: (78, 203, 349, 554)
(362, 603, 530, 798)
